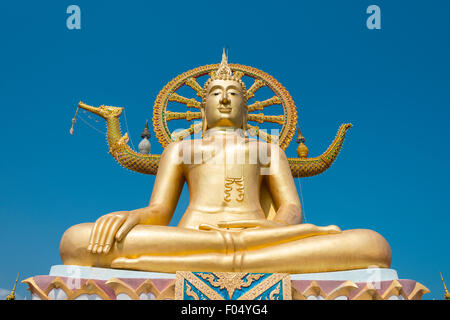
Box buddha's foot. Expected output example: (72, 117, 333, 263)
(323, 225, 341, 234)
(111, 257, 142, 270)
(111, 256, 186, 272)
(111, 254, 233, 273)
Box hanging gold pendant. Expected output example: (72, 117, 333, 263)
(224, 177, 244, 202)
(224, 163, 244, 203)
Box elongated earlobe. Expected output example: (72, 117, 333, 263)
(201, 107, 207, 137)
(242, 111, 248, 137)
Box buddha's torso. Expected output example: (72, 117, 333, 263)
(176, 131, 270, 229)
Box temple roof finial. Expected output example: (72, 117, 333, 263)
(6, 273, 19, 300)
(440, 272, 450, 300)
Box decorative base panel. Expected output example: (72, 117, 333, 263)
(22, 266, 429, 300)
(175, 272, 291, 300)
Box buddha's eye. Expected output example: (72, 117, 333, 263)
(213, 92, 220, 96)
(229, 92, 237, 96)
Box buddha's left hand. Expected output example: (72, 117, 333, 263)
(199, 219, 288, 231)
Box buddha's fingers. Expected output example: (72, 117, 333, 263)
(92, 216, 110, 254)
(96, 216, 114, 253)
(88, 217, 105, 253)
(217, 221, 260, 229)
(103, 216, 126, 254)
(87, 221, 100, 252)
(217, 220, 284, 229)
(199, 224, 230, 231)
(199, 223, 249, 232)
(199, 224, 217, 231)
(98, 216, 120, 254)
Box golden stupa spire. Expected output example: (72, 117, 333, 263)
(296, 126, 309, 158)
(6, 273, 19, 300)
(440, 272, 450, 300)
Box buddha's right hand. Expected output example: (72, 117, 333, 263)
(87, 211, 141, 254)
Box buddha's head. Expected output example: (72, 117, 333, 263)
(201, 51, 248, 134)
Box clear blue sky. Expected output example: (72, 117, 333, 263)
(0, 0, 449, 300)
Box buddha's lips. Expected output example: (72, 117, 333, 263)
(217, 107, 232, 113)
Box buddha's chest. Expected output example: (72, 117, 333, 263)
(181, 141, 268, 204)
(184, 162, 262, 185)
(183, 160, 263, 205)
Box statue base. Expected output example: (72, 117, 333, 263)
(22, 265, 429, 300)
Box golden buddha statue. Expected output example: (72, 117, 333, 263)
(60, 52, 391, 274)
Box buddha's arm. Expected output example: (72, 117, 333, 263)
(116, 141, 185, 236)
(138, 142, 185, 225)
(88, 142, 185, 254)
(264, 143, 302, 225)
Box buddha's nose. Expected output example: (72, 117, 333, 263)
(220, 94, 230, 105)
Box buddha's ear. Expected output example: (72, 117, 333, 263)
(242, 108, 248, 137)
(201, 105, 207, 137)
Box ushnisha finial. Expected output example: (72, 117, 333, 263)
(216, 48, 233, 78)
(202, 49, 248, 102)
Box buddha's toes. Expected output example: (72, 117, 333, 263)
(324, 225, 342, 234)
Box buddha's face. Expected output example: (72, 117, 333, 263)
(203, 79, 246, 130)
